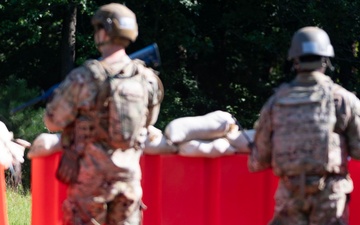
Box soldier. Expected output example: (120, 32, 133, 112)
(248, 26, 360, 225)
(44, 3, 164, 225)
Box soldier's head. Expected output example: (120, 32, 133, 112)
(288, 26, 334, 72)
(91, 3, 138, 48)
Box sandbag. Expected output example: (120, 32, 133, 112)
(165, 110, 235, 144)
(225, 128, 255, 154)
(143, 126, 178, 154)
(0, 121, 30, 168)
(0, 122, 13, 141)
(0, 141, 13, 169)
(178, 138, 237, 158)
(28, 133, 62, 159)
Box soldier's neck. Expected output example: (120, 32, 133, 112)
(100, 47, 128, 65)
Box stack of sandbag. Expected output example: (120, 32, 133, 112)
(28, 127, 178, 158)
(26, 111, 255, 159)
(143, 125, 178, 154)
(164, 110, 255, 158)
(27, 133, 62, 159)
(0, 121, 31, 169)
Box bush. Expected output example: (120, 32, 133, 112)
(0, 76, 48, 190)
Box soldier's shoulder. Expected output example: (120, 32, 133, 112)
(333, 84, 357, 99)
(131, 59, 158, 76)
(66, 60, 103, 83)
(333, 84, 360, 111)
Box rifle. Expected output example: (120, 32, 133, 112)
(232, 116, 256, 151)
(10, 43, 161, 114)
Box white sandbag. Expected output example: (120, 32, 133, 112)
(225, 128, 255, 154)
(178, 138, 237, 158)
(0, 121, 13, 140)
(165, 110, 235, 144)
(0, 121, 13, 168)
(0, 141, 13, 169)
(28, 133, 62, 159)
(7, 140, 29, 163)
(143, 126, 178, 154)
(0, 121, 30, 168)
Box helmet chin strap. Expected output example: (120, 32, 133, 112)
(326, 58, 335, 71)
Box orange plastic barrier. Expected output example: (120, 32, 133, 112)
(0, 165, 8, 225)
(31, 155, 360, 225)
(140, 155, 278, 225)
(31, 152, 67, 225)
(349, 159, 360, 222)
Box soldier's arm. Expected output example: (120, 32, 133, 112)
(43, 68, 85, 132)
(248, 97, 274, 172)
(341, 90, 360, 159)
(144, 68, 164, 126)
(44, 115, 63, 132)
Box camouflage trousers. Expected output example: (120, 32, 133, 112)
(61, 143, 143, 225)
(269, 175, 353, 225)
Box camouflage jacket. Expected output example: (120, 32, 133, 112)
(249, 71, 360, 174)
(44, 56, 163, 183)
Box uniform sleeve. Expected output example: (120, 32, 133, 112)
(44, 67, 87, 129)
(339, 89, 360, 159)
(248, 96, 274, 172)
(143, 68, 164, 126)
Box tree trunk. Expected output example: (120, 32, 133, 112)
(60, 2, 77, 80)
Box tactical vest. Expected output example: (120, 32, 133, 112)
(83, 59, 149, 150)
(271, 75, 341, 177)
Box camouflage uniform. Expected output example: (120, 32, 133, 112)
(44, 56, 163, 225)
(249, 71, 360, 225)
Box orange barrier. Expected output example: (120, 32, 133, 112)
(31, 155, 360, 225)
(349, 159, 360, 222)
(0, 165, 8, 225)
(31, 152, 67, 225)
(140, 155, 278, 225)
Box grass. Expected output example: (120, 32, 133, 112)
(6, 187, 31, 225)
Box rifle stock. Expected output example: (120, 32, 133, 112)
(10, 43, 161, 114)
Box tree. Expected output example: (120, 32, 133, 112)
(1, 0, 360, 138)
(60, 1, 77, 78)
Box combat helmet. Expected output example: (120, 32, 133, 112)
(92, 3, 138, 45)
(288, 26, 334, 60)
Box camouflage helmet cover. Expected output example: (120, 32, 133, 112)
(91, 3, 138, 42)
(288, 26, 334, 59)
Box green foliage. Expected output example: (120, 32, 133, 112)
(0, 0, 98, 87)
(0, 76, 48, 189)
(156, 66, 217, 130)
(1, 0, 360, 190)
(0, 76, 47, 140)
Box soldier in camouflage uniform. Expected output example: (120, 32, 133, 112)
(248, 26, 360, 225)
(44, 3, 164, 225)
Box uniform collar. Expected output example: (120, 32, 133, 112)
(294, 71, 330, 84)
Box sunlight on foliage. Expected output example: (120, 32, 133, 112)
(180, 0, 200, 10)
(353, 41, 359, 58)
